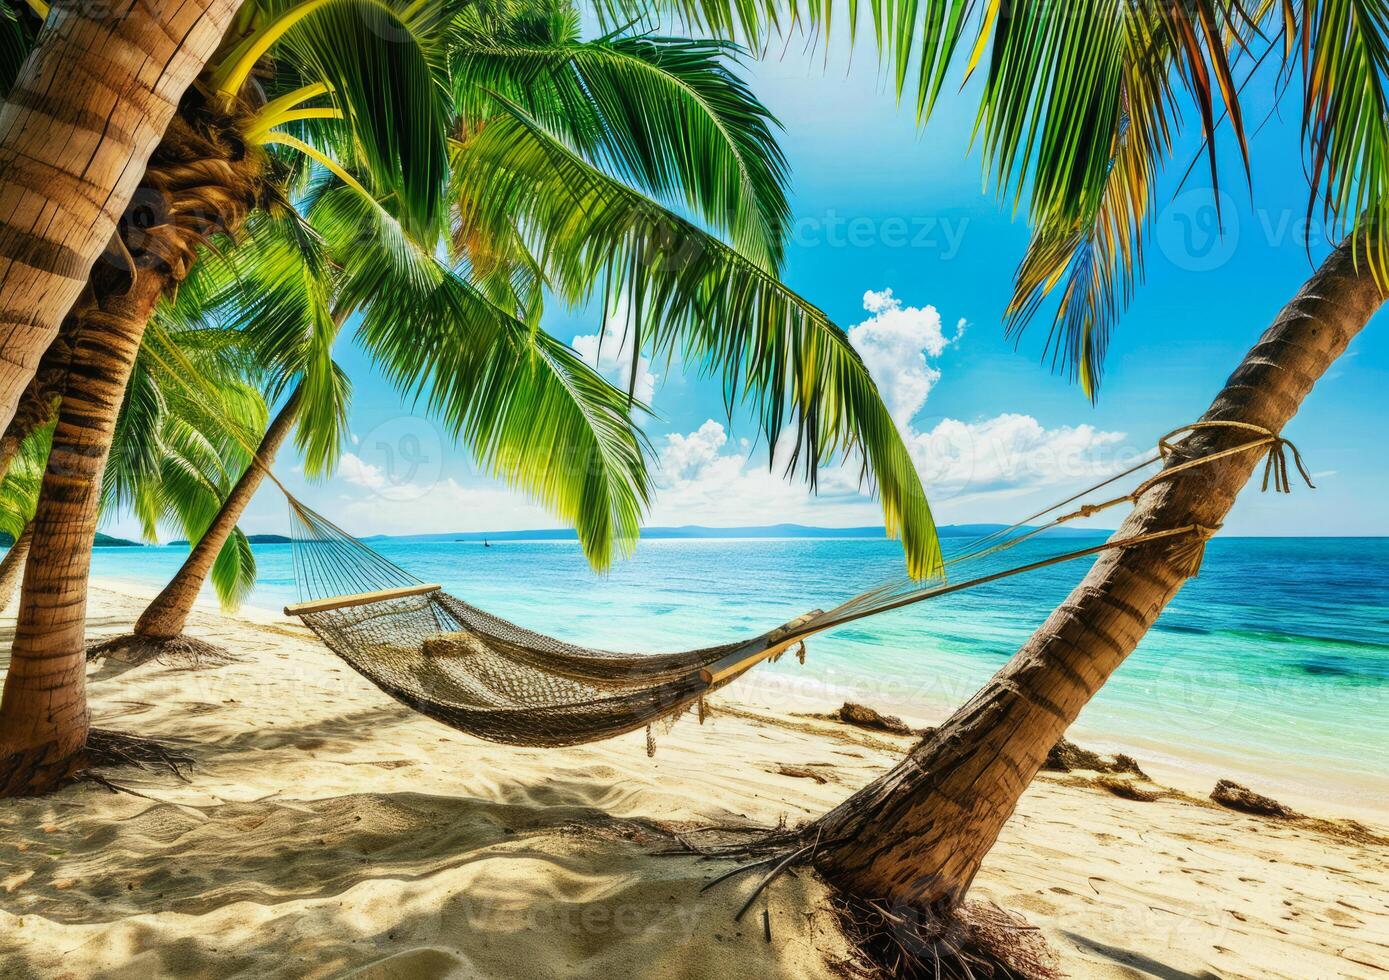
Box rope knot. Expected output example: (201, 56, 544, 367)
(1261, 435, 1316, 494)
(1165, 523, 1224, 579)
(1141, 420, 1316, 500)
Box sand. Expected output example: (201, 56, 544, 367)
(1, 580, 1386, 979)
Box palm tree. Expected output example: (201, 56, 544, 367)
(108, 5, 941, 656)
(0, 0, 244, 433)
(661, 0, 1386, 969)
(0, 0, 452, 795)
(0, 327, 268, 616)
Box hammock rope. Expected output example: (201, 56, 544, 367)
(137, 324, 1311, 750)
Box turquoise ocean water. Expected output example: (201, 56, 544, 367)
(88, 534, 1389, 814)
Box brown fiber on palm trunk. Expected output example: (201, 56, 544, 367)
(832, 895, 1060, 980)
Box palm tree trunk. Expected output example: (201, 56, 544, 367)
(0, 272, 166, 795)
(0, 296, 87, 485)
(0, 104, 263, 797)
(0, 522, 34, 614)
(0, 0, 241, 434)
(134, 387, 302, 640)
(810, 240, 1384, 913)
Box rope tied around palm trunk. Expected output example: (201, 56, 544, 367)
(1050, 420, 1312, 526)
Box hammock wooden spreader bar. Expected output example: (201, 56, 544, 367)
(284, 583, 442, 616)
(700, 610, 823, 684)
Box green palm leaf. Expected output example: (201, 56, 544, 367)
(0, 422, 52, 539)
(314, 184, 654, 568)
(453, 17, 790, 268)
(167, 212, 348, 476)
(454, 104, 942, 577)
(1284, 0, 1389, 275)
(221, 0, 457, 237)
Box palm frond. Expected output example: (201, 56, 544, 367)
(1285, 0, 1389, 275)
(211, 526, 259, 611)
(314, 185, 655, 569)
(0, 1, 35, 98)
(0, 422, 52, 539)
(452, 21, 790, 268)
(225, 0, 457, 237)
(1004, 6, 1181, 398)
(103, 352, 168, 535)
(454, 104, 942, 577)
(169, 212, 348, 475)
(959, 0, 1250, 392)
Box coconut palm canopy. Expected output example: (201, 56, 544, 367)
(0, 0, 942, 579)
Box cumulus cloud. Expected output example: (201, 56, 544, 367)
(647, 420, 879, 527)
(572, 300, 658, 405)
(849, 287, 965, 427)
(904, 414, 1130, 496)
(660, 419, 731, 481)
(639, 289, 1133, 528)
(338, 452, 389, 492)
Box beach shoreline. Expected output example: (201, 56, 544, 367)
(84, 532, 1389, 825)
(2, 579, 1386, 978)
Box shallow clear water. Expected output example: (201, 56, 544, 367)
(89, 535, 1389, 812)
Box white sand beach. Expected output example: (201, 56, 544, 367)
(1, 580, 1386, 979)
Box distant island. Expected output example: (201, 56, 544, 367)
(366, 523, 1110, 544)
(93, 532, 142, 548)
(166, 533, 292, 547)
(5, 526, 1110, 551)
(2, 530, 144, 548)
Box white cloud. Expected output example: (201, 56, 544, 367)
(905, 414, 1130, 496)
(648, 420, 881, 527)
(572, 300, 658, 405)
(639, 289, 1133, 528)
(338, 452, 389, 492)
(660, 419, 730, 481)
(849, 287, 964, 428)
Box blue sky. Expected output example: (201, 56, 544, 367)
(109, 32, 1388, 545)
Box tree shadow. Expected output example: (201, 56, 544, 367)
(1061, 931, 1222, 980)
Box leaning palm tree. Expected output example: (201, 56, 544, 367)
(664, 0, 1386, 971)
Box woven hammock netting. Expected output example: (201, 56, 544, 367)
(287, 500, 847, 748)
(282, 492, 1145, 749)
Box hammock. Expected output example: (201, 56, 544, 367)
(275, 420, 1311, 751)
